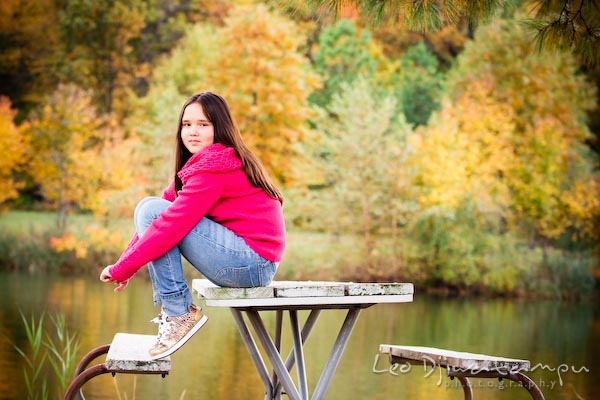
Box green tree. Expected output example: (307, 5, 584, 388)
(397, 42, 444, 126)
(309, 19, 378, 108)
(295, 77, 415, 269)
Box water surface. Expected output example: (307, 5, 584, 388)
(0, 272, 596, 399)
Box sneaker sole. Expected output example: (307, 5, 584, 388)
(150, 314, 208, 360)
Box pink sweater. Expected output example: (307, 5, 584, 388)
(108, 143, 286, 283)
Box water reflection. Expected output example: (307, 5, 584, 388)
(0, 272, 596, 399)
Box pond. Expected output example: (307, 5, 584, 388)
(0, 272, 597, 399)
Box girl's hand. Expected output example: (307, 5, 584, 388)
(100, 265, 129, 292)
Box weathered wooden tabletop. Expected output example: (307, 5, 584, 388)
(192, 279, 414, 309)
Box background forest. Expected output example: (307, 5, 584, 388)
(1, 0, 599, 299)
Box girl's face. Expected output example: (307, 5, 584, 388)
(181, 102, 214, 154)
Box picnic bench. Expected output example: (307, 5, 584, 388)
(378, 345, 546, 399)
(64, 333, 170, 400)
(192, 279, 414, 400)
(65, 279, 413, 400)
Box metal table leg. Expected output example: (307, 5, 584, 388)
(272, 310, 283, 400)
(232, 307, 362, 400)
(230, 309, 274, 399)
(70, 344, 111, 400)
(246, 309, 303, 400)
(289, 310, 308, 399)
(274, 309, 321, 397)
(64, 364, 110, 400)
(312, 307, 361, 400)
(507, 372, 546, 400)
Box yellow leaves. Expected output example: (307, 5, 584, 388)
(0, 96, 28, 207)
(412, 79, 514, 215)
(196, 3, 321, 182)
(23, 83, 144, 224)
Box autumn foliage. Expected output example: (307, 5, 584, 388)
(0, 97, 27, 208)
(0, 2, 598, 297)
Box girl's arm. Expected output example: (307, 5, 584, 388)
(108, 173, 224, 282)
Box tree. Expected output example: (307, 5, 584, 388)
(295, 76, 415, 269)
(411, 79, 516, 216)
(309, 19, 378, 108)
(396, 42, 445, 126)
(0, 97, 28, 209)
(408, 80, 518, 287)
(446, 17, 599, 243)
(128, 4, 320, 185)
(0, 0, 61, 115)
(281, 0, 600, 67)
(308, 19, 443, 126)
(24, 84, 139, 231)
(58, 0, 147, 116)
(205, 4, 321, 183)
(524, 0, 600, 68)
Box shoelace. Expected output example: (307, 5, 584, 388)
(151, 311, 194, 342)
(150, 312, 169, 339)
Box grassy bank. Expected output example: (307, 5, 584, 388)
(0, 211, 597, 300)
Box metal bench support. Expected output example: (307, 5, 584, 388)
(379, 345, 545, 400)
(64, 333, 170, 400)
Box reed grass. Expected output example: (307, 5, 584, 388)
(13, 310, 80, 399)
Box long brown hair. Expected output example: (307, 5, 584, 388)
(174, 92, 283, 202)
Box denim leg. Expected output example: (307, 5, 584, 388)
(178, 217, 277, 288)
(132, 196, 278, 314)
(134, 197, 192, 317)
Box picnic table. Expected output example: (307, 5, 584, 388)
(192, 279, 414, 400)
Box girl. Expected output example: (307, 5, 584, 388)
(100, 92, 286, 359)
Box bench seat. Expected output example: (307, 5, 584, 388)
(379, 344, 545, 400)
(379, 344, 530, 373)
(64, 333, 170, 399)
(105, 333, 171, 373)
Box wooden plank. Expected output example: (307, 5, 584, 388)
(105, 333, 171, 372)
(192, 279, 415, 301)
(203, 294, 414, 308)
(345, 283, 413, 296)
(273, 281, 345, 298)
(192, 279, 274, 299)
(379, 344, 530, 372)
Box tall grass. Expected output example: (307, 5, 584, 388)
(13, 311, 80, 400)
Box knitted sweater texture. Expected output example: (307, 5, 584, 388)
(108, 143, 286, 283)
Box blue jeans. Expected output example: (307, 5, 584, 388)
(134, 197, 277, 317)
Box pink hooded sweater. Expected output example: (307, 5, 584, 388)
(108, 143, 286, 283)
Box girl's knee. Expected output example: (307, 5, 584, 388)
(134, 197, 171, 231)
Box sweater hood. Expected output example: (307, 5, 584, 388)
(178, 143, 243, 182)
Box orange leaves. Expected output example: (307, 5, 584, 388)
(50, 233, 86, 259)
(0, 96, 28, 208)
(199, 4, 321, 183)
(50, 225, 128, 260)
